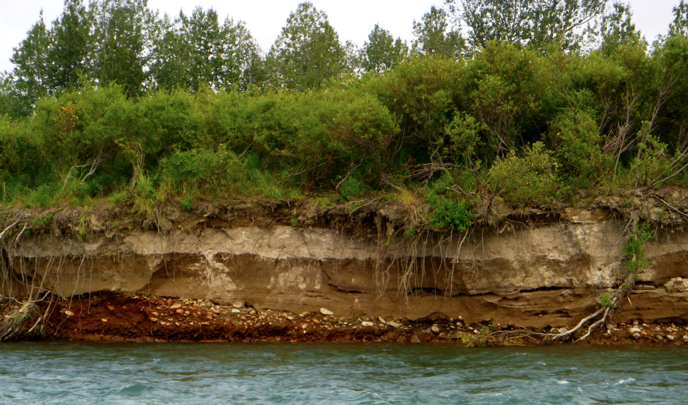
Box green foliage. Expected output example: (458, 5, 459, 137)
(412, 6, 464, 59)
(180, 197, 193, 212)
(266, 2, 348, 90)
(447, 0, 608, 51)
(490, 142, 559, 204)
(444, 112, 485, 169)
(162, 148, 244, 192)
(426, 191, 474, 231)
(32, 212, 55, 233)
(599, 291, 615, 308)
(360, 24, 408, 74)
(4, 3, 688, 214)
(337, 176, 370, 202)
(549, 109, 607, 180)
(623, 223, 655, 274)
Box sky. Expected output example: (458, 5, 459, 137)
(0, 0, 684, 74)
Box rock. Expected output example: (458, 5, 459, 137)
(633, 333, 641, 339)
(211, 309, 220, 314)
(361, 321, 374, 327)
(149, 317, 158, 322)
(667, 335, 675, 341)
(411, 334, 421, 343)
(558, 327, 568, 334)
(431, 325, 441, 334)
(287, 316, 294, 321)
(232, 301, 245, 309)
(320, 308, 334, 316)
(683, 335, 688, 343)
(657, 335, 665, 341)
(170, 303, 182, 310)
(231, 309, 241, 314)
(439, 332, 448, 339)
(248, 309, 256, 315)
(629, 327, 642, 334)
(101, 318, 108, 322)
(378, 317, 386, 324)
(388, 321, 402, 329)
(64, 310, 74, 317)
(175, 309, 184, 314)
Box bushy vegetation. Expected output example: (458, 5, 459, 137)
(2, 1, 688, 230)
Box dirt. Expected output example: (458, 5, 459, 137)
(1, 293, 683, 346)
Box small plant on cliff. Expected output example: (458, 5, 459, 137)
(623, 223, 655, 275)
(426, 191, 473, 231)
(599, 291, 615, 308)
(180, 197, 193, 212)
(77, 207, 88, 241)
(32, 212, 55, 234)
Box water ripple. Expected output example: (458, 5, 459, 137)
(0, 343, 686, 404)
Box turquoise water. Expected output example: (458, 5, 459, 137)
(0, 343, 686, 404)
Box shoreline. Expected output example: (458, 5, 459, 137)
(4, 294, 686, 346)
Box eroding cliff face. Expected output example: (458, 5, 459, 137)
(4, 204, 687, 329)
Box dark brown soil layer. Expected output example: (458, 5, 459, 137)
(3, 294, 686, 346)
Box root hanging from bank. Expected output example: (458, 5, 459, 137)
(543, 220, 646, 343)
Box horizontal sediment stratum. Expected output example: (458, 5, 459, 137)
(1, 194, 687, 344)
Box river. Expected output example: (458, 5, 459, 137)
(0, 343, 686, 404)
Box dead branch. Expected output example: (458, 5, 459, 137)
(410, 162, 454, 182)
(62, 147, 112, 190)
(651, 193, 688, 219)
(335, 159, 364, 191)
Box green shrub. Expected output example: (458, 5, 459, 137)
(162, 148, 245, 192)
(490, 141, 559, 204)
(623, 223, 655, 274)
(337, 175, 370, 202)
(426, 191, 473, 231)
(549, 109, 607, 179)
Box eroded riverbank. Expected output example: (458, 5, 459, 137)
(2, 192, 688, 344)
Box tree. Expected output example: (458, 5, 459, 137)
(266, 2, 347, 90)
(9, 12, 51, 114)
(150, 7, 260, 91)
(91, 0, 155, 97)
(593, 2, 646, 54)
(412, 6, 464, 58)
(47, 0, 93, 92)
(669, 0, 688, 37)
(360, 24, 408, 74)
(446, 0, 609, 51)
(0, 73, 25, 117)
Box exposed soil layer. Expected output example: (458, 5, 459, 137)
(2, 294, 686, 346)
(2, 190, 688, 345)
